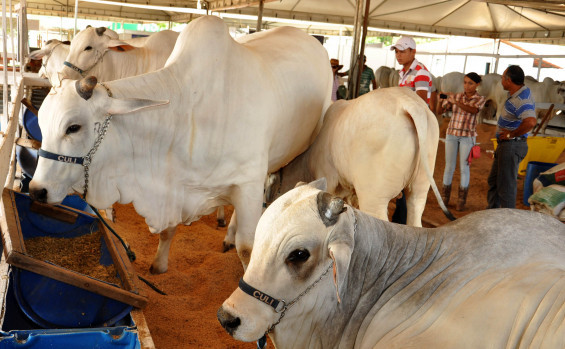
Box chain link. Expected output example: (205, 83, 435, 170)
(82, 114, 113, 198)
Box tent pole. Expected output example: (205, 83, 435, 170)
(256, 0, 263, 32)
(74, 0, 79, 36)
(2, 0, 8, 130)
(354, 0, 370, 98)
(347, 0, 364, 99)
(536, 56, 542, 80)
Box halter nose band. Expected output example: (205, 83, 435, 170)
(38, 148, 84, 165)
(238, 278, 283, 312)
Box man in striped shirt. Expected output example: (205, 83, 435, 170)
(391, 36, 433, 105)
(487, 65, 537, 209)
(389, 36, 434, 224)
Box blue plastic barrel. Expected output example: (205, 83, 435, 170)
(523, 161, 558, 206)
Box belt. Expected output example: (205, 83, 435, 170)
(498, 136, 527, 142)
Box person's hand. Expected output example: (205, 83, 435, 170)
(447, 94, 456, 104)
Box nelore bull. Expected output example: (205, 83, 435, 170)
(218, 179, 565, 348)
(262, 87, 453, 227)
(29, 15, 332, 272)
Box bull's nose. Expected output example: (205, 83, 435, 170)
(217, 306, 241, 336)
(29, 188, 48, 202)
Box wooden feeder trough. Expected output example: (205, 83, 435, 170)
(0, 188, 147, 328)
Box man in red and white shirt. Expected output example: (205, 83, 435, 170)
(391, 36, 433, 105)
(388, 36, 434, 225)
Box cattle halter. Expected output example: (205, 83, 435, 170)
(239, 261, 333, 337)
(37, 83, 114, 199)
(63, 49, 108, 77)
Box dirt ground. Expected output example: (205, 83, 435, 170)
(108, 121, 564, 349)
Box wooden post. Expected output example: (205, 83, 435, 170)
(532, 104, 554, 137)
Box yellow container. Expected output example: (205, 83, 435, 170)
(491, 136, 565, 176)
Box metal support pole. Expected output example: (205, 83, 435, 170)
(354, 0, 370, 98)
(347, 0, 364, 99)
(74, 0, 79, 36)
(256, 0, 264, 32)
(536, 56, 542, 81)
(2, 0, 9, 130)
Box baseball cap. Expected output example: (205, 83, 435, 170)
(390, 36, 416, 51)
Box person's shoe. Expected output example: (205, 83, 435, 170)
(441, 184, 452, 206)
(456, 187, 469, 211)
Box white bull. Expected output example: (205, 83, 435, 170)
(265, 87, 452, 227)
(478, 73, 565, 123)
(29, 16, 331, 272)
(27, 39, 70, 85)
(218, 179, 565, 348)
(58, 26, 179, 81)
(374, 66, 393, 88)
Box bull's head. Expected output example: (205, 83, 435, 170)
(59, 26, 135, 80)
(217, 178, 354, 344)
(29, 76, 168, 207)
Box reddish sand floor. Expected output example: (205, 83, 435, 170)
(108, 121, 564, 349)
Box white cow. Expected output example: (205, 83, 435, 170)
(374, 66, 393, 88)
(438, 71, 464, 94)
(218, 179, 565, 348)
(28, 15, 332, 272)
(58, 26, 179, 81)
(478, 73, 565, 123)
(27, 39, 71, 85)
(265, 87, 452, 227)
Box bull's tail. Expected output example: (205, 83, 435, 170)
(403, 98, 456, 222)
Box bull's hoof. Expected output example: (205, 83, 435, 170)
(149, 264, 167, 275)
(217, 219, 227, 228)
(222, 241, 235, 253)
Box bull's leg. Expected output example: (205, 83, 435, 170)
(217, 206, 226, 228)
(150, 226, 177, 274)
(356, 187, 394, 222)
(231, 184, 263, 269)
(222, 211, 237, 252)
(404, 176, 430, 227)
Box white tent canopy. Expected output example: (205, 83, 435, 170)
(16, 0, 565, 44)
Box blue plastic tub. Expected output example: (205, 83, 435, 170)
(523, 161, 558, 206)
(0, 267, 141, 349)
(1, 191, 145, 329)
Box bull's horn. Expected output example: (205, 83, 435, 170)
(75, 76, 98, 100)
(317, 192, 346, 227)
(95, 27, 107, 36)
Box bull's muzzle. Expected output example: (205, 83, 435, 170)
(29, 187, 48, 203)
(217, 306, 241, 336)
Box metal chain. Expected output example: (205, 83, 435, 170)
(266, 261, 333, 334)
(82, 113, 113, 198)
(265, 208, 358, 335)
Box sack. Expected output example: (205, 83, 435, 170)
(467, 145, 481, 165)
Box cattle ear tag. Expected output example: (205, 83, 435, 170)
(329, 250, 342, 304)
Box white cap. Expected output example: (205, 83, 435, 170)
(390, 36, 416, 51)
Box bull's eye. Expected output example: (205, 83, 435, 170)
(286, 249, 310, 264)
(66, 124, 81, 135)
(84, 46, 93, 51)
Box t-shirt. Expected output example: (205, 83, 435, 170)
(398, 59, 432, 103)
(358, 66, 375, 96)
(496, 85, 536, 138)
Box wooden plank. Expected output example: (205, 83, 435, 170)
(29, 201, 79, 224)
(15, 137, 41, 150)
(130, 309, 156, 349)
(101, 221, 142, 296)
(0, 252, 11, 329)
(0, 84, 22, 188)
(0, 188, 25, 255)
(6, 252, 147, 308)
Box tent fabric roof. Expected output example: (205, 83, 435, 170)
(19, 0, 565, 44)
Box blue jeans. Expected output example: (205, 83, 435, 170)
(443, 135, 475, 188)
(487, 139, 528, 208)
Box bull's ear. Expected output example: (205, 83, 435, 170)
(107, 39, 135, 52)
(327, 211, 354, 304)
(108, 98, 169, 115)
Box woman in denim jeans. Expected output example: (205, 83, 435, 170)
(440, 73, 486, 211)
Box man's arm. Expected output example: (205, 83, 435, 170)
(416, 90, 428, 102)
(499, 117, 537, 139)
